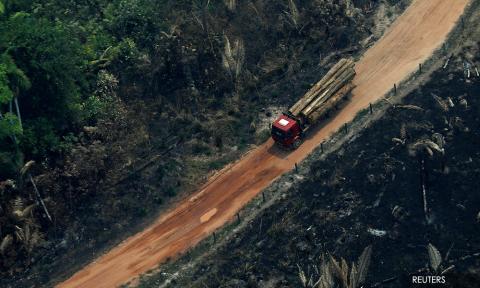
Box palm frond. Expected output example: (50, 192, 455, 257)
(0, 235, 13, 254)
(428, 243, 442, 272)
(432, 93, 449, 112)
(222, 35, 245, 80)
(20, 160, 35, 177)
(14, 225, 25, 242)
(340, 258, 349, 288)
(356, 245, 372, 285)
(349, 263, 357, 288)
(320, 258, 334, 288)
(225, 0, 236, 11)
(13, 203, 36, 219)
(298, 264, 308, 287)
(286, 0, 300, 28)
(12, 197, 24, 213)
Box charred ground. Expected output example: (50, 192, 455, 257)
(136, 11, 480, 288)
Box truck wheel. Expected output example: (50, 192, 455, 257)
(292, 139, 302, 149)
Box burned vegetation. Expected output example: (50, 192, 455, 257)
(143, 45, 480, 288)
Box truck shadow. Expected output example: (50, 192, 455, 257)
(266, 143, 292, 159)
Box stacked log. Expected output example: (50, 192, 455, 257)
(306, 82, 354, 123)
(300, 59, 355, 116)
(290, 58, 350, 116)
(289, 58, 355, 123)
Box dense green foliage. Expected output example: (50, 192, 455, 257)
(0, 0, 167, 176)
(0, 2, 84, 175)
(0, 0, 225, 177)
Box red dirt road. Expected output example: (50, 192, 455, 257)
(58, 1, 470, 287)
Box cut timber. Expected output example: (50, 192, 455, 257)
(300, 66, 355, 118)
(290, 59, 349, 116)
(289, 58, 355, 123)
(292, 60, 354, 117)
(307, 83, 354, 123)
(302, 64, 355, 114)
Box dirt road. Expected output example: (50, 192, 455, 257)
(58, 1, 470, 287)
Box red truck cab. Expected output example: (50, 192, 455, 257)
(271, 113, 303, 149)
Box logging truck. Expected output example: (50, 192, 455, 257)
(271, 58, 356, 149)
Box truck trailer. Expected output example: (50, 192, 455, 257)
(271, 58, 356, 149)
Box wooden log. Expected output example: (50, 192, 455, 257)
(310, 60, 352, 95)
(290, 59, 349, 115)
(313, 61, 354, 95)
(290, 59, 352, 116)
(310, 60, 354, 98)
(308, 84, 353, 123)
(307, 83, 354, 123)
(301, 67, 355, 117)
(313, 81, 355, 116)
(300, 68, 354, 117)
(306, 59, 349, 96)
(308, 62, 355, 105)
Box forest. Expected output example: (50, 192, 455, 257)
(0, 0, 390, 286)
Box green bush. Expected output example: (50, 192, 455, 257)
(20, 118, 61, 157)
(0, 113, 22, 140)
(165, 186, 177, 197)
(0, 151, 20, 178)
(191, 141, 212, 155)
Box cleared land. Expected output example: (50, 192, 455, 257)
(57, 1, 470, 287)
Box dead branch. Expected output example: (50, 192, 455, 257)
(394, 104, 424, 111)
(29, 174, 52, 222)
(421, 159, 429, 222)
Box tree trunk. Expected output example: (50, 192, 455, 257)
(14, 97, 22, 128)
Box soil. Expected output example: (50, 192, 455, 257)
(56, 1, 471, 287)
